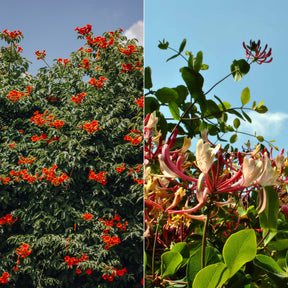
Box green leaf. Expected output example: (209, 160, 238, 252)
(155, 87, 178, 103)
(144, 67, 153, 89)
(161, 251, 183, 278)
(205, 100, 222, 119)
(187, 247, 221, 288)
(158, 39, 169, 49)
(255, 105, 268, 114)
(269, 239, 288, 251)
(233, 118, 240, 129)
(230, 134, 238, 144)
(242, 110, 252, 123)
(228, 109, 244, 120)
(257, 135, 264, 142)
(241, 87, 250, 106)
(144, 97, 160, 114)
(167, 53, 180, 62)
(194, 51, 203, 73)
(192, 263, 230, 288)
(254, 254, 288, 278)
(223, 229, 257, 277)
(171, 242, 190, 266)
(168, 101, 181, 120)
(179, 39, 187, 53)
(173, 85, 188, 105)
(230, 59, 250, 81)
(181, 67, 204, 99)
(200, 64, 209, 70)
(259, 186, 279, 241)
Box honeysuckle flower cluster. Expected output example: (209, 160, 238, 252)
(144, 113, 287, 244)
(243, 40, 273, 64)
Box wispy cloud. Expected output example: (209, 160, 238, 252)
(240, 111, 288, 139)
(124, 20, 143, 46)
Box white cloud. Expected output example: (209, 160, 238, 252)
(124, 20, 143, 46)
(240, 111, 288, 139)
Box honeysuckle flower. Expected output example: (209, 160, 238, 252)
(243, 40, 273, 64)
(196, 139, 221, 174)
(242, 156, 264, 187)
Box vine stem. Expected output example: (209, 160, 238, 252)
(257, 230, 270, 247)
(152, 221, 160, 280)
(201, 209, 211, 269)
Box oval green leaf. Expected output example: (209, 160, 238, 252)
(223, 229, 257, 277)
(192, 262, 229, 288)
(161, 251, 183, 278)
(144, 66, 153, 89)
(168, 101, 181, 120)
(155, 87, 178, 103)
(241, 87, 250, 106)
(233, 118, 240, 129)
(179, 38, 187, 53)
(230, 134, 238, 144)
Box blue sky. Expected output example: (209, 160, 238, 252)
(145, 0, 288, 152)
(0, 0, 143, 75)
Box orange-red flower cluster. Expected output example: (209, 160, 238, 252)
(49, 119, 65, 129)
(10, 169, 38, 183)
(31, 110, 51, 126)
(8, 142, 15, 149)
(99, 215, 127, 232)
(0, 176, 10, 184)
(86, 35, 115, 49)
(124, 134, 142, 145)
(0, 214, 18, 225)
(101, 235, 121, 250)
(88, 170, 107, 185)
(31, 111, 65, 129)
(0, 272, 10, 284)
(78, 47, 93, 53)
(39, 165, 68, 186)
(134, 178, 144, 184)
(15, 243, 32, 258)
(88, 76, 107, 88)
(102, 267, 127, 281)
(135, 96, 144, 109)
(71, 92, 87, 105)
(116, 163, 126, 173)
(31, 133, 47, 142)
(78, 58, 90, 69)
(6, 90, 24, 102)
(6, 87, 32, 102)
(83, 213, 93, 220)
(57, 58, 70, 66)
(82, 120, 100, 133)
(2, 29, 22, 39)
(64, 253, 88, 267)
(118, 45, 139, 55)
(75, 24, 92, 36)
(35, 49, 46, 60)
(26, 86, 33, 96)
(121, 61, 142, 73)
(18, 156, 37, 165)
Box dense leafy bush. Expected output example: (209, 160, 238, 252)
(0, 26, 143, 287)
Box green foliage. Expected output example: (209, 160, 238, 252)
(0, 26, 143, 287)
